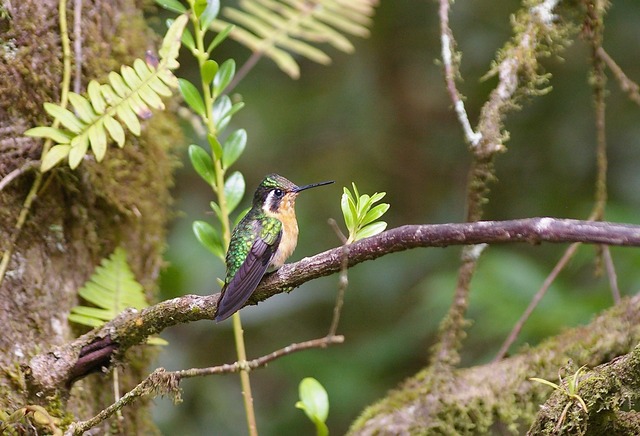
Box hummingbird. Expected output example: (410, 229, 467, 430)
(214, 173, 334, 322)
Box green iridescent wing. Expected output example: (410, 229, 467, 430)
(214, 218, 282, 322)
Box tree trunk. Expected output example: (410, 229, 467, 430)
(0, 1, 179, 433)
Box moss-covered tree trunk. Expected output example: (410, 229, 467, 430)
(0, 1, 178, 433)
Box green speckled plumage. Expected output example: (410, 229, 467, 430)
(224, 210, 282, 283)
(214, 173, 333, 322)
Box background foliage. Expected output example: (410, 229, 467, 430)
(152, 0, 640, 434)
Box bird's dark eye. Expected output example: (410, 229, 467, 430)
(273, 188, 284, 198)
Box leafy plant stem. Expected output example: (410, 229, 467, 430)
(0, 0, 72, 288)
(232, 311, 258, 436)
(190, 6, 256, 434)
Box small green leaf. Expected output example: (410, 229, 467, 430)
(207, 133, 223, 160)
(148, 76, 173, 97)
(87, 80, 106, 113)
(369, 191, 386, 204)
(355, 221, 387, 241)
(210, 201, 223, 221)
(100, 83, 122, 106)
(530, 377, 560, 390)
(120, 65, 143, 88)
(68, 313, 105, 327)
(138, 83, 165, 110)
(88, 121, 108, 162)
(25, 126, 72, 144)
(296, 377, 329, 436)
(68, 313, 106, 327)
(212, 59, 235, 97)
(344, 188, 357, 224)
(69, 133, 89, 169)
(193, 220, 225, 259)
(213, 95, 231, 128)
(68, 305, 114, 321)
(193, 0, 207, 16)
(178, 78, 206, 116)
(356, 194, 370, 219)
(181, 27, 196, 51)
(202, 60, 219, 85)
(189, 144, 215, 185)
(154, 0, 187, 13)
(133, 58, 152, 79)
(360, 202, 389, 227)
(109, 71, 131, 98)
(44, 103, 85, 133)
(200, 0, 220, 30)
(224, 171, 245, 213)
(226, 101, 245, 119)
(351, 182, 360, 199)
(159, 14, 188, 62)
(116, 104, 141, 136)
(213, 98, 244, 132)
(68, 92, 97, 124)
(104, 115, 125, 147)
(340, 192, 355, 231)
(41, 144, 71, 172)
(207, 24, 234, 53)
(222, 129, 246, 168)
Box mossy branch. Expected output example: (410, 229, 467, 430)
(349, 292, 640, 435)
(25, 217, 640, 395)
(527, 341, 640, 435)
(432, 0, 573, 377)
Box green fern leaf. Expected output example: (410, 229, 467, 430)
(69, 247, 166, 347)
(40, 144, 71, 172)
(210, 0, 378, 78)
(69, 247, 147, 322)
(26, 14, 189, 172)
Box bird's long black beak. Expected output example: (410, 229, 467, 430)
(294, 180, 334, 193)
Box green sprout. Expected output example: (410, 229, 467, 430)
(530, 365, 589, 432)
(341, 183, 390, 244)
(295, 377, 329, 436)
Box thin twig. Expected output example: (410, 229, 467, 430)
(231, 311, 257, 436)
(597, 47, 640, 106)
(0, 0, 73, 288)
(494, 242, 580, 361)
(430, 0, 563, 371)
(225, 51, 262, 95)
(65, 335, 344, 435)
(589, 3, 608, 222)
(73, 0, 83, 94)
(438, 0, 481, 146)
(493, 0, 610, 361)
(0, 160, 39, 192)
(327, 218, 349, 337)
(602, 245, 621, 304)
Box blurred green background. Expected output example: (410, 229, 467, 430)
(151, 0, 640, 434)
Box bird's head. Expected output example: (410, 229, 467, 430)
(254, 173, 333, 216)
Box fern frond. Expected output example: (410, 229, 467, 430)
(69, 247, 148, 323)
(210, 0, 378, 79)
(26, 15, 188, 172)
(69, 247, 167, 345)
